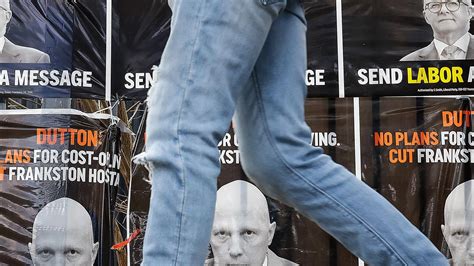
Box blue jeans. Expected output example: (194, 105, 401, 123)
(143, 0, 448, 265)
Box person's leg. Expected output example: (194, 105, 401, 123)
(142, 0, 287, 264)
(234, 1, 448, 264)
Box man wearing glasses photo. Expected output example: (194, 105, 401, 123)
(0, 0, 50, 63)
(401, 0, 474, 61)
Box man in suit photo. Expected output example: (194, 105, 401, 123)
(401, 0, 474, 61)
(205, 180, 298, 266)
(442, 180, 474, 266)
(0, 0, 50, 63)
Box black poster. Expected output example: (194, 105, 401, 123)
(306, 0, 339, 97)
(0, 110, 126, 265)
(343, 0, 474, 96)
(359, 96, 474, 261)
(111, 0, 170, 99)
(112, 0, 339, 99)
(126, 98, 359, 265)
(0, 0, 106, 99)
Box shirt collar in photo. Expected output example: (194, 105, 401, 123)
(0, 37, 5, 53)
(433, 32, 470, 58)
(263, 255, 268, 266)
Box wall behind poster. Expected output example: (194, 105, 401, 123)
(2, 0, 474, 265)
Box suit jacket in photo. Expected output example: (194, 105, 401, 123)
(204, 249, 298, 266)
(400, 33, 474, 61)
(0, 38, 50, 63)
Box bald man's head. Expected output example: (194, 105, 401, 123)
(210, 180, 276, 266)
(442, 180, 474, 265)
(29, 198, 99, 266)
(215, 180, 271, 224)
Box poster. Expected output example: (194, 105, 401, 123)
(126, 98, 359, 265)
(360, 96, 473, 262)
(111, 0, 171, 99)
(305, 0, 339, 97)
(124, 96, 474, 264)
(0, 109, 128, 265)
(112, 0, 339, 99)
(112, 0, 474, 99)
(343, 0, 474, 96)
(0, 0, 106, 99)
(3, 0, 474, 98)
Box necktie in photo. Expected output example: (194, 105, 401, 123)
(442, 45, 460, 59)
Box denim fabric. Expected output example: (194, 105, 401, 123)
(143, 0, 449, 265)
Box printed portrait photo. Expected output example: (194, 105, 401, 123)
(401, 0, 474, 61)
(205, 180, 298, 266)
(442, 180, 474, 266)
(0, 0, 50, 63)
(28, 197, 99, 266)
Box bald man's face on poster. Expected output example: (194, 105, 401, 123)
(443, 181, 474, 265)
(28, 198, 99, 266)
(210, 181, 276, 266)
